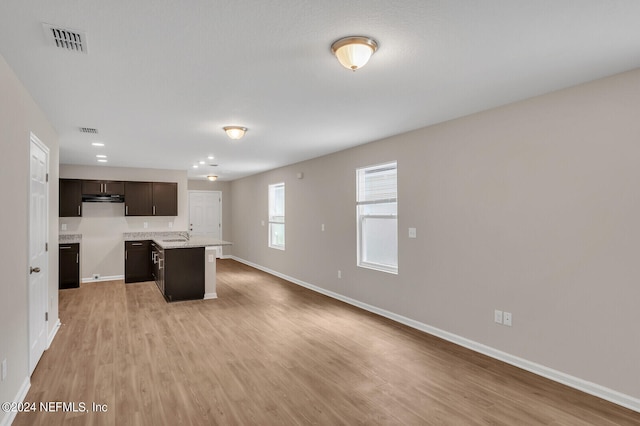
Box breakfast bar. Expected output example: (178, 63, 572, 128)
(123, 232, 231, 302)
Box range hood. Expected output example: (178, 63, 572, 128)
(82, 194, 125, 203)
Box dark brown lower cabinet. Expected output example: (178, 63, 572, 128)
(164, 247, 204, 302)
(124, 240, 152, 283)
(59, 243, 80, 289)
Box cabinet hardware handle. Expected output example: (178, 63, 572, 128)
(30, 266, 41, 274)
(132, 243, 142, 246)
(125, 251, 127, 260)
(125, 205, 128, 215)
(77, 205, 81, 216)
(153, 205, 156, 215)
(76, 253, 79, 263)
(60, 246, 71, 249)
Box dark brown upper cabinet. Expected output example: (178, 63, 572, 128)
(152, 182, 178, 216)
(124, 182, 153, 216)
(124, 181, 177, 216)
(59, 179, 82, 217)
(82, 180, 125, 195)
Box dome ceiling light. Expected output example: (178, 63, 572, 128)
(223, 126, 247, 140)
(207, 175, 218, 181)
(331, 36, 378, 71)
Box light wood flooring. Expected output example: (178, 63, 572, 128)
(15, 259, 640, 425)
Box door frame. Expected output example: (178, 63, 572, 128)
(188, 190, 222, 239)
(28, 132, 49, 374)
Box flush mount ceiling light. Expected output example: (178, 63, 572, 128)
(207, 175, 218, 182)
(223, 126, 247, 140)
(331, 36, 378, 71)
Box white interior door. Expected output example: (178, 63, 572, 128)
(189, 191, 221, 238)
(29, 133, 49, 375)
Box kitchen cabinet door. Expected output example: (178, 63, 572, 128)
(82, 180, 125, 195)
(59, 243, 80, 289)
(124, 240, 152, 283)
(124, 181, 153, 216)
(152, 182, 178, 216)
(59, 179, 82, 217)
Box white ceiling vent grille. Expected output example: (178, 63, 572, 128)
(42, 24, 88, 53)
(79, 127, 98, 134)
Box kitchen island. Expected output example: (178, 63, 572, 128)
(124, 232, 231, 302)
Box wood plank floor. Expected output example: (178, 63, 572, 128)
(15, 259, 640, 425)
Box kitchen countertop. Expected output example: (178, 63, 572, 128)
(123, 231, 231, 249)
(59, 234, 82, 244)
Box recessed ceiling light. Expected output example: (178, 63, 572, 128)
(199, 161, 205, 165)
(208, 155, 214, 160)
(207, 175, 218, 181)
(192, 165, 198, 169)
(98, 159, 107, 163)
(91, 142, 104, 147)
(96, 154, 107, 158)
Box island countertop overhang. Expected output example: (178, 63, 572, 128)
(124, 231, 232, 249)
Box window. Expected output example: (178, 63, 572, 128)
(356, 162, 397, 274)
(268, 182, 285, 250)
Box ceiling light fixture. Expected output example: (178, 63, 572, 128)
(192, 165, 198, 169)
(96, 154, 106, 158)
(208, 155, 214, 160)
(207, 175, 218, 182)
(331, 36, 378, 71)
(98, 159, 107, 163)
(91, 142, 104, 147)
(223, 126, 247, 140)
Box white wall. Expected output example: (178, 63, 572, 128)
(0, 54, 59, 422)
(59, 165, 188, 280)
(230, 69, 640, 404)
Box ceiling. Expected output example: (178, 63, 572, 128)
(1, 1, 640, 181)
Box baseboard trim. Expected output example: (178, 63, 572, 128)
(230, 256, 640, 413)
(47, 318, 61, 348)
(0, 377, 30, 426)
(81, 274, 124, 283)
(204, 292, 218, 300)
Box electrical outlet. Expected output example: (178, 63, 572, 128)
(61, 223, 67, 231)
(93, 274, 100, 280)
(338, 270, 342, 279)
(143, 222, 148, 229)
(408, 227, 417, 238)
(494, 310, 503, 324)
(1, 359, 7, 382)
(168, 222, 173, 228)
(321, 224, 325, 232)
(503, 312, 512, 327)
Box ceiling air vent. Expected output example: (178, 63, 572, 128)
(42, 24, 88, 53)
(79, 127, 98, 134)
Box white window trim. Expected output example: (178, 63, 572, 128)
(356, 162, 398, 274)
(268, 182, 285, 250)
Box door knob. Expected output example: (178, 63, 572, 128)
(30, 266, 41, 274)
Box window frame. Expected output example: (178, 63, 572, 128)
(356, 162, 398, 274)
(268, 182, 285, 250)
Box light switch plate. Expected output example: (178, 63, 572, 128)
(408, 228, 417, 238)
(494, 310, 503, 324)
